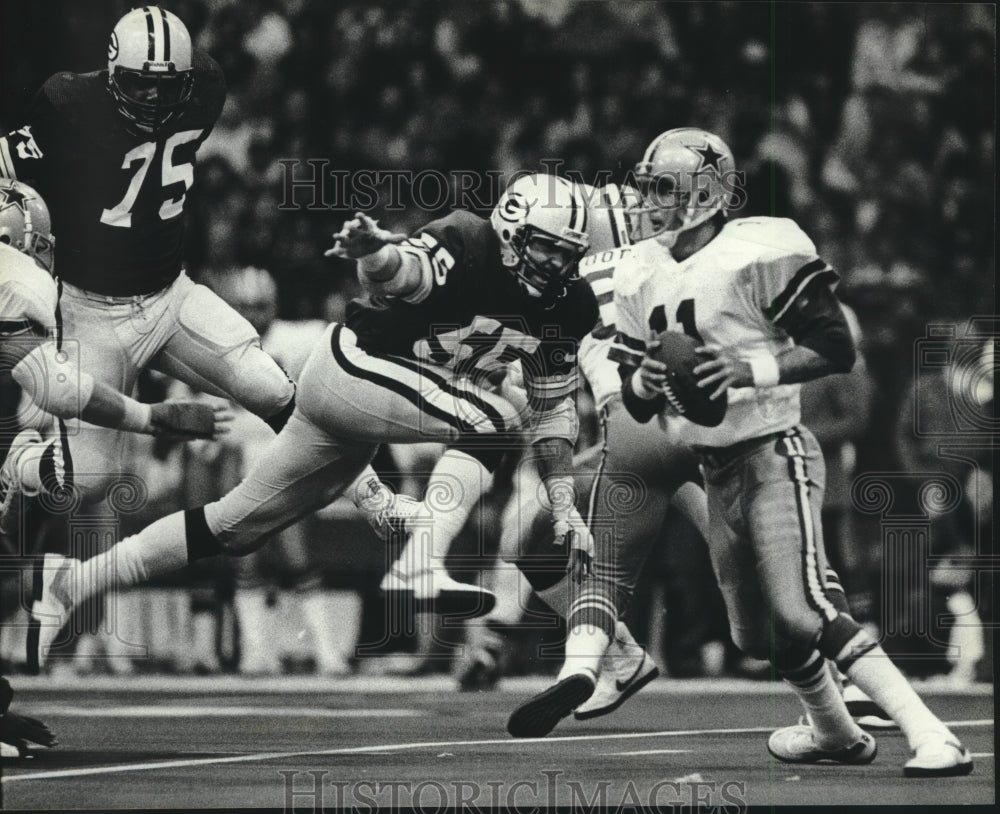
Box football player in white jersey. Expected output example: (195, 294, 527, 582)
(0, 179, 225, 540)
(612, 128, 971, 777)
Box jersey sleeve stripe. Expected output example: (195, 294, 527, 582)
(583, 267, 614, 284)
(595, 290, 613, 307)
(395, 244, 435, 305)
(0, 138, 16, 180)
(765, 259, 834, 323)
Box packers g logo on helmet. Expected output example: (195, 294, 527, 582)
(106, 6, 194, 134)
(490, 174, 590, 308)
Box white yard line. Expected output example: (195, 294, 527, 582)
(3, 719, 992, 784)
(26, 705, 426, 718)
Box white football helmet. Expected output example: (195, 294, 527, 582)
(0, 179, 55, 273)
(107, 6, 194, 133)
(627, 128, 738, 248)
(490, 174, 590, 306)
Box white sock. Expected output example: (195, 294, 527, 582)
(64, 512, 190, 605)
(558, 624, 609, 681)
(787, 659, 859, 749)
(845, 642, 952, 748)
(395, 450, 491, 570)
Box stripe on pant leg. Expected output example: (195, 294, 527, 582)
(782, 430, 838, 622)
(585, 408, 610, 530)
(330, 326, 472, 435)
(371, 350, 510, 434)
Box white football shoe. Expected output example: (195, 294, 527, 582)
(362, 491, 422, 543)
(903, 735, 974, 777)
(26, 552, 77, 674)
(574, 641, 659, 720)
(768, 723, 877, 765)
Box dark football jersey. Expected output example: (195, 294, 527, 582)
(345, 211, 598, 401)
(0, 50, 225, 296)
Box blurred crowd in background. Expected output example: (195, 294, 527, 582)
(0, 1, 993, 684)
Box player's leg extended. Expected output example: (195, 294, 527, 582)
(751, 428, 970, 775)
(319, 325, 518, 610)
(27, 398, 378, 672)
(151, 277, 296, 432)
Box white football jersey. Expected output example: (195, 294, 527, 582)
(577, 183, 632, 409)
(614, 216, 837, 447)
(0, 242, 57, 328)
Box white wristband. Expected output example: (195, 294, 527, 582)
(120, 399, 153, 434)
(749, 355, 781, 387)
(630, 368, 659, 400)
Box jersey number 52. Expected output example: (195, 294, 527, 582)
(100, 129, 202, 228)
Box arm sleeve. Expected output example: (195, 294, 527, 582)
(773, 279, 856, 371)
(387, 211, 482, 305)
(0, 85, 59, 183)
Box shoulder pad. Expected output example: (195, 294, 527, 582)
(722, 217, 817, 258)
(614, 240, 666, 297)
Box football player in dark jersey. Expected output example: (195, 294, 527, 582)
(1, 179, 228, 541)
(27, 173, 609, 680)
(0, 7, 296, 512)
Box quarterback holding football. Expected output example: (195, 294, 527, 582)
(610, 127, 971, 778)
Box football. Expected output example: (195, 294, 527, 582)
(650, 331, 728, 427)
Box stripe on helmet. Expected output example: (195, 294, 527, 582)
(143, 7, 156, 62)
(160, 8, 171, 62)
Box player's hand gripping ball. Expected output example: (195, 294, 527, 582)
(651, 332, 728, 427)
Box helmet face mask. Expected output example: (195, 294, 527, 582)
(107, 7, 194, 134)
(626, 128, 738, 248)
(491, 175, 590, 307)
(0, 180, 55, 274)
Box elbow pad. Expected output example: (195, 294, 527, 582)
(12, 343, 94, 419)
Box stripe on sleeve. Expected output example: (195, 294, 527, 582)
(764, 259, 833, 323)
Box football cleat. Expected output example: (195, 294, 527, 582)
(903, 736, 974, 777)
(768, 724, 877, 765)
(26, 552, 76, 674)
(379, 566, 496, 617)
(843, 683, 896, 730)
(0, 429, 43, 539)
(507, 670, 596, 738)
(574, 645, 659, 720)
(363, 492, 422, 543)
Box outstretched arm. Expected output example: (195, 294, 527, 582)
(325, 212, 423, 298)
